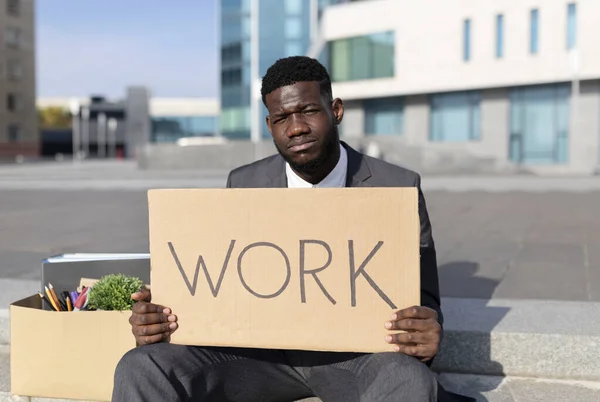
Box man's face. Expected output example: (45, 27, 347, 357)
(265, 81, 343, 173)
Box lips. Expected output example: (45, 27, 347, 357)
(288, 139, 316, 152)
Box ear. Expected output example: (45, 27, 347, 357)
(332, 98, 344, 126)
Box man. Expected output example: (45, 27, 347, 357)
(113, 56, 472, 402)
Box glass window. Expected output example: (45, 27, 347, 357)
(285, 0, 303, 15)
(285, 41, 303, 57)
(6, 0, 19, 16)
(221, 68, 243, 87)
(6, 59, 22, 80)
(285, 17, 303, 40)
(151, 117, 219, 143)
(430, 91, 481, 142)
(567, 3, 576, 50)
(530, 9, 539, 54)
(463, 19, 471, 61)
(220, 106, 251, 133)
(5, 27, 21, 48)
(496, 14, 504, 58)
(365, 97, 404, 136)
(8, 124, 20, 142)
(509, 84, 570, 164)
(331, 39, 351, 82)
(329, 31, 394, 82)
(7, 93, 19, 111)
(221, 17, 242, 44)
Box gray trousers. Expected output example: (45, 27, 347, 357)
(112, 344, 437, 402)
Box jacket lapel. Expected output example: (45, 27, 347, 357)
(343, 142, 372, 188)
(266, 155, 287, 188)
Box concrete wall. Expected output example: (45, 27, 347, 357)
(569, 80, 600, 173)
(340, 100, 364, 139)
(138, 141, 278, 171)
(322, 0, 600, 100)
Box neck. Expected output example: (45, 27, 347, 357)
(294, 140, 341, 184)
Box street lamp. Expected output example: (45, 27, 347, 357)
(68, 98, 80, 162)
(81, 107, 90, 158)
(107, 118, 118, 158)
(97, 113, 107, 158)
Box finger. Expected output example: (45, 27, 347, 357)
(132, 301, 172, 315)
(385, 332, 436, 346)
(129, 312, 177, 326)
(133, 322, 178, 338)
(391, 306, 437, 321)
(136, 331, 171, 346)
(131, 288, 151, 302)
(385, 318, 436, 332)
(385, 317, 440, 332)
(394, 344, 436, 358)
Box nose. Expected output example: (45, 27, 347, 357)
(286, 113, 311, 138)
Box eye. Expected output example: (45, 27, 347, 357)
(303, 109, 318, 115)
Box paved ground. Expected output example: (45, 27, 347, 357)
(1, 161, 600, 306)
(2, 161, 600, 401)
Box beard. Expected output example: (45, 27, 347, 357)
(274, 129, 339, 175)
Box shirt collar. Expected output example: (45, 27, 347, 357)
(285, 143, 348, 188)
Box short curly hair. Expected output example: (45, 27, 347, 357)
(261, 56, 332, 106)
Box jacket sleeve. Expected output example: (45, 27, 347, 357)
(414, 174, 443, 329)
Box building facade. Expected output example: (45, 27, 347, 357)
(151, 98, 219, 143)
(315, 0, 600, 174)
(220, 0, 313, 140)
(0, 0, 37, 160)
(220, 0, 600, 174)
(37, 94, 219, 158)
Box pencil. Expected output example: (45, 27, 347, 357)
(66, 295, 73, 311)
(37, 292, 57, 311)
(44, 286, 60, 311)
(48, 283, 63, 311)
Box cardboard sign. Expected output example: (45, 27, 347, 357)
(148, 188, 420, 353)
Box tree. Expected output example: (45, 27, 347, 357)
(38, 106, 72, 129)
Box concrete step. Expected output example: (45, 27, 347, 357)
(432, 297, 600, 380)
(4, 297, 600, 380)
(438, 373, 600, 402)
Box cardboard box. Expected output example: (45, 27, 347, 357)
(149, 187, 420, 353)
(10, 294, 135, 401)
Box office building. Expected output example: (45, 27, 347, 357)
(0, 0, 37, 160)
(37, 94, 219, 158)
(220, 0, 600, 175)
(220, 0, 313, 140)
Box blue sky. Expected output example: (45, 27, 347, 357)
(36, 0, 219, 99)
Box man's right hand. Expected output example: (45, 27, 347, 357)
(129, 288, 178, 345)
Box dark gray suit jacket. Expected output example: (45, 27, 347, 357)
(225, 142, 443, 329)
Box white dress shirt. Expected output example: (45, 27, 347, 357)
(285, 144, 348, 188)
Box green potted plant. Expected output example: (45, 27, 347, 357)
(87, 273, 144, 311)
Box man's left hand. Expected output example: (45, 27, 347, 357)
(384, 306, 441, 362)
